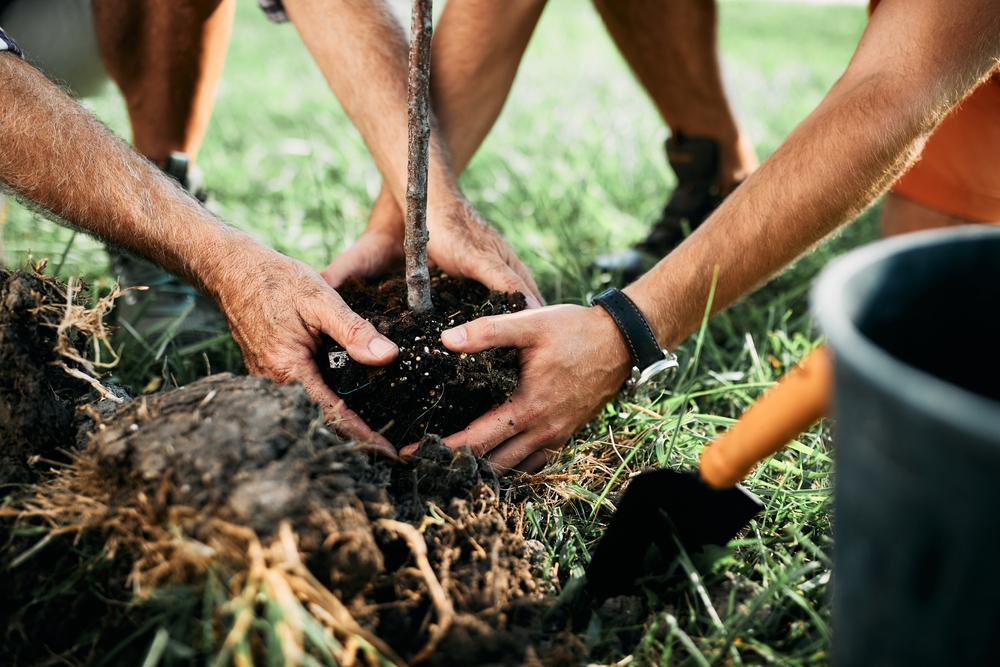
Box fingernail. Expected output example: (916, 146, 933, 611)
(368, 337, 396, 359)
(525, 294, 541, 309)
(441, 326, 467, 346)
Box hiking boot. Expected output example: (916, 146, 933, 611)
(163, 151, 208, 203)
(591, 133, 729, 285)
(110, 152, 225, 349)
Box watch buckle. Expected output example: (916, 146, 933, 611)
(624, 366, 642, 395)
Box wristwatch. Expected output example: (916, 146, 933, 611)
(591, 287, 678, 399)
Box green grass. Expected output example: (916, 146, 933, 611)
(1, 0, 875, 663)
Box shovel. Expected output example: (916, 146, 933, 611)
(586, 345, 834, 599)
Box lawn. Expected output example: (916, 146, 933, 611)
(1, 0, 875, 663)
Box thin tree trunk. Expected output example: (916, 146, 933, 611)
(404, 0, 434, 314)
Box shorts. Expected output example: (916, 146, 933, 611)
(871, 0, 1000, 222)
(890, 74, 1000, 222)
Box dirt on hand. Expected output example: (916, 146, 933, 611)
(318, 270, 524, 447)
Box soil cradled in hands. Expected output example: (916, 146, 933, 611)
(319, 270, 525, 447)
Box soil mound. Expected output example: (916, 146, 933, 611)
(319, 271, 524, 447)
(89, 373, 393, 599)
(2, 372, 579, 665)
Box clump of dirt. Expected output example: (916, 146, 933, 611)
(87, 373, 393, 599)
(0, 266, 121, 486)
(0, 267, 584, 666)
(319, 271, 524, 447)
(2, 372, 580, 665)
(367, 435, 581, 665)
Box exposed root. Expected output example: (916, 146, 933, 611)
(51, 360, 124, 403)
(48, 276, 142, 379)
(3, 375, 569, 666)
(377, 518, 455, 665)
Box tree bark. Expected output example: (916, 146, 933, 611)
(404, 0, 434, 314)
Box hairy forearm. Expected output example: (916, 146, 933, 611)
(0, 54, 259, 297)
(628, 0, 1000, 349)
(630, 75, 931, 348)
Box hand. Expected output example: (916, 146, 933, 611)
(211, 244, 400, 459)
(399, 304, 632, 473)
(427, 200, 544, 308)
(324, 190, 544, 308)
(321, 189, 405, 288)
(321, 222, 404, 289)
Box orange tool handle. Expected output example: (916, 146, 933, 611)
(698, 345, 833, 490)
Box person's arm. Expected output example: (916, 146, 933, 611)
(0, 53, 400, 457)
(415, 0, 1000, 472)
(280, 0, 542, 306)
(321, 0, 547, 289)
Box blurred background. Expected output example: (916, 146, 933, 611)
(1, 0, 870, 298)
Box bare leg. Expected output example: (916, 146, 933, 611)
(93, 0, 234, 338)
(286, 0, 541, 303)
(432, 0, 548, 174)
(879, 191, 980, 237)
(92, 0, 236, 166)
(591, 0, 756, 191)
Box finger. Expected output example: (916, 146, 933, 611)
(466, 256, 543, 309)
(508, 257, 545, 308)
(440, 310, 534, 354)
(513, 450, 550, 473)
(321, 232, 402, 288)
(439, 400, 521, 457)
(300, 364, 399, 460)
(487, 431, 568, 475)
(314, 291, 398, 366)
(357, 439, 402, 461)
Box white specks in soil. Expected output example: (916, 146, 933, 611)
(328, 350, 350, 369)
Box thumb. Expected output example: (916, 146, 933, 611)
(441, 312, 530, 354)
(321, 297, 399, 366)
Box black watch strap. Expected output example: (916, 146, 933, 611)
(591, 288, 663, 371)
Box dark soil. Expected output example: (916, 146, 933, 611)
(1, 371, 584, 665)
(0, 268, 127, 486)
(0, 266, 575, 667)
(319, 271, 525, 447)
(0, 266, 755, 667)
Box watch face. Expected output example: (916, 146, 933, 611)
(631, 353, 679, 400)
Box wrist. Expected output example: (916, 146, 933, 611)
(186, 223, 273, 308)
(591, 287, 678, 398)
(588, 302, 634, 391)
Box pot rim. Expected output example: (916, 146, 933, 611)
(811, 225, 1000, 442)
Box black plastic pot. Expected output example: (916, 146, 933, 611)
(812, 225, 1000, 666)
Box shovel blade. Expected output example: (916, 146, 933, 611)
(586, 469, 764, 600)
